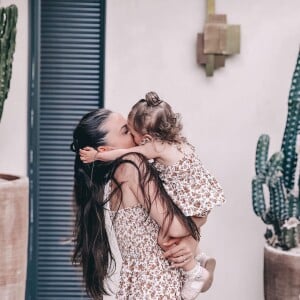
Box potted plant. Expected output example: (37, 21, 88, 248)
(252, 49, 300, 300)
(0, 174, 29, 300)
(0, 5, 29, 300)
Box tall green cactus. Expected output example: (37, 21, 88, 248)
(0, 5, 18, 122)
(252, 50, 300, 250)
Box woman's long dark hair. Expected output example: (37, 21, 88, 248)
(71, 109, 199, 299)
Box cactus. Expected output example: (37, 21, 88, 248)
(252, 50, 300, 250)
(0, 5, 18, 122)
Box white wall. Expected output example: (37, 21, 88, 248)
(0, 0, 28, 177)
(105, 1, 300, 299)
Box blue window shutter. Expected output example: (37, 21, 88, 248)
(27, 1, 105, 299)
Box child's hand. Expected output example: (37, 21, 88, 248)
(79, 147, 98, 164)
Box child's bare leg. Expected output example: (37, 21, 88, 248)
(191, 215, 208, 228)
(192, 216, 210, 262)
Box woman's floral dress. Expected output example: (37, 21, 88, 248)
(108, 204, 183, 299)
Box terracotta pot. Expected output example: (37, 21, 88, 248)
(264, 243, 300, 300)
(0, 174, 29, 300)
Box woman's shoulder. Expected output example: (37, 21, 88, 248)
(113, 152, 150, 180)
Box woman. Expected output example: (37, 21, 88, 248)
(70, 109, 199, 299)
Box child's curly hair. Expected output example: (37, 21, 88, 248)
(128, 91, 186, 144)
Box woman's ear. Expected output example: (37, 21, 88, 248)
(97, 146, 115, 152)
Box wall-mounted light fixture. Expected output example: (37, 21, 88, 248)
(197, 0, 241, 76)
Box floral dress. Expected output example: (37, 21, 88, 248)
(108, 203, 183, 299)
(153, 144, 225, 217)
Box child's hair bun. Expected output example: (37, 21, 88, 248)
(145, 91, 162, 107)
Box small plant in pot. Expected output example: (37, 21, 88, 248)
(252, 50, 300, 300)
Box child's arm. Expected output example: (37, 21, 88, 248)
(79, 147, 128, 163)
(80, 142, 159, 163)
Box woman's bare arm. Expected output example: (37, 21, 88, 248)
(115, 154, 190, 239)
(163, 235, 198, 268)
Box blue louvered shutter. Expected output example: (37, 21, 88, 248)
(27, 1, 105, 299)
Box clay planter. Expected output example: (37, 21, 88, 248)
(264, 243, 300, 300)
(0, 174, 29, 300)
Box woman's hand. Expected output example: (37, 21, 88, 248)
(158, 235, 181, 252)
(163, 235, 198, 268)
(79, 147, 98, 163)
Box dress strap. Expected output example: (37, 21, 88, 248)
(104, 181, 112, 209)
